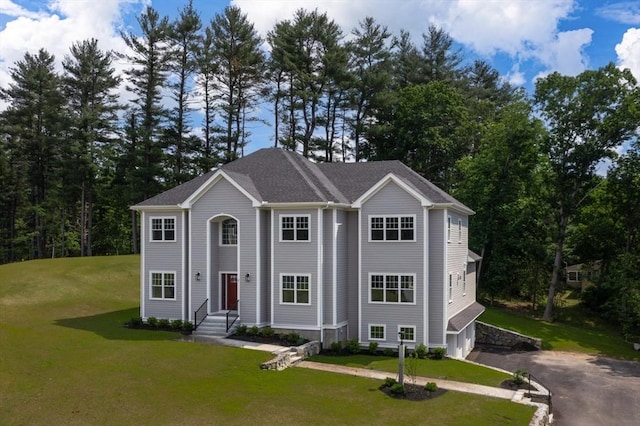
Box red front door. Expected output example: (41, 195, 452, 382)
(221, 273, 237, 310)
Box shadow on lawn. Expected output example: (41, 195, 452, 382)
(54, 307, 179, 341)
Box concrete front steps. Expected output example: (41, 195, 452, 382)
(193, 313, 238, 338)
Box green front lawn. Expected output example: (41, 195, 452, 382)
(479, 306, 640, 361)
(310, 354, 511, 387)
(0, 256, 535, 425)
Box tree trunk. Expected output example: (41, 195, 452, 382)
(543, 213, 568, 321)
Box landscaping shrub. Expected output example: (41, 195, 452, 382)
(415, 342, 428, 359)
(390, 383, 405, 395)
(384, 377, 397, 387)
(513, 369, 528, 385)
(431, 347, 446, 360)
(126, 317, 143, 328)
(235, 324, 248, 336)
(368, 341, 379, 354)
(171, 319, 183, 330)
(347, 338, 360, 354)
(425, 382, 438, 393)
(330, 341, 342, 353)
(248, 325, 260, 336)
(282, 332, 304, 345)
(182, 321, 194, 333)
(383, 348, 395, 357)
(146, 316, 158, 328)
(157, 318, 170, 329)
(260, 326, 275, 337)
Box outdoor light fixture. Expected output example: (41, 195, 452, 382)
(196, 272, 201, 281)
(245, 273, 251, 282)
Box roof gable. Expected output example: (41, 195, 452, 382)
(352, 173, 433, 208)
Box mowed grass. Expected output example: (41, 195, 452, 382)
(479, 306, 640, 361)
(310, 354, 511, 387)
(0, 256, 535, 425)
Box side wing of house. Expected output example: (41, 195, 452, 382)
(358, 179, 427, 348)
(139, 209, 188, 321)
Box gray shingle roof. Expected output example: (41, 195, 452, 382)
(133, 148, 472, 213)
(447, 301, 485, 333)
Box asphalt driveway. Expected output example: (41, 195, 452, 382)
(468, 347, 640, 426)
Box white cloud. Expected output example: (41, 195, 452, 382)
(233, 0, 590, 86)
(0, 0, 147, 110)
(0, 0, 46, 19)
(596, 1, 640, 25)
(616, 28, 640, 81)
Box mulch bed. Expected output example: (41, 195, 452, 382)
(500, 379, 531, 390)
(379, 382, 447, 401)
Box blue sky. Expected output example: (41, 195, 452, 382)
(0, 0, 638, 152)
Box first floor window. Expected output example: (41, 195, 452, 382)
(369, 324, 385, 340)
(398, 326, 416, 342)
(370, 274, 415, 303)
(462, 264, 467, 295)
(448, 273, 453, 302)
(151, 272, 175, 299)
(151, 217, 175, 241)
(221, 219, 237, 245)
(281, 274, 310, 304)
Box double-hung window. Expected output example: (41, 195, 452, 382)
(151, 217, 175, 241)
(150, 271, 176, 299)
(448, 273, 453, 302)
(281, 215, 309, 241)
(458, 218, 462, 243)
(398, 326, 416, 342)
(221, 219, 237, 245)
(370, 274, 415, 303)
(281, 274, 310, 304)
(369, 324, 385, 340)
(370, 215, 414, 241)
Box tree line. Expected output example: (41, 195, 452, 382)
(1, 3, 639, 331)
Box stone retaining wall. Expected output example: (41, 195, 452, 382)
(260, 341, 321, 371)
(476, 322, 542, 350)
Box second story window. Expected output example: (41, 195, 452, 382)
(151, 217, 175, 241)
(221, 219, 237, 245)
(370, 215, 415, 241)
(281, 215, 309, 241)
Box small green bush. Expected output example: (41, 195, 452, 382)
(513, 369, 528, 385)
(390, 383, 405, 395)
(330, 341, 342, 353)
(368, 341, 379, 354)
(235, 324, 248, 336)
(425, 382, 438, 393)
(247, 325, 260, 336)
(383, 348, 395, 357)
(157, 318, 170, 329)
(384, 377, 397, 387)
(171, 319, 183, 330)
(126, 317, 142, 328)
(431, 347, 446, 360)
(146, 316, 158, 328)
(347, 338, 360, 354)
(182, 321, 194, 333)
(260, 326, 275, 337)
(282, 332, 303, 345)
(415, 342, 428, 359)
